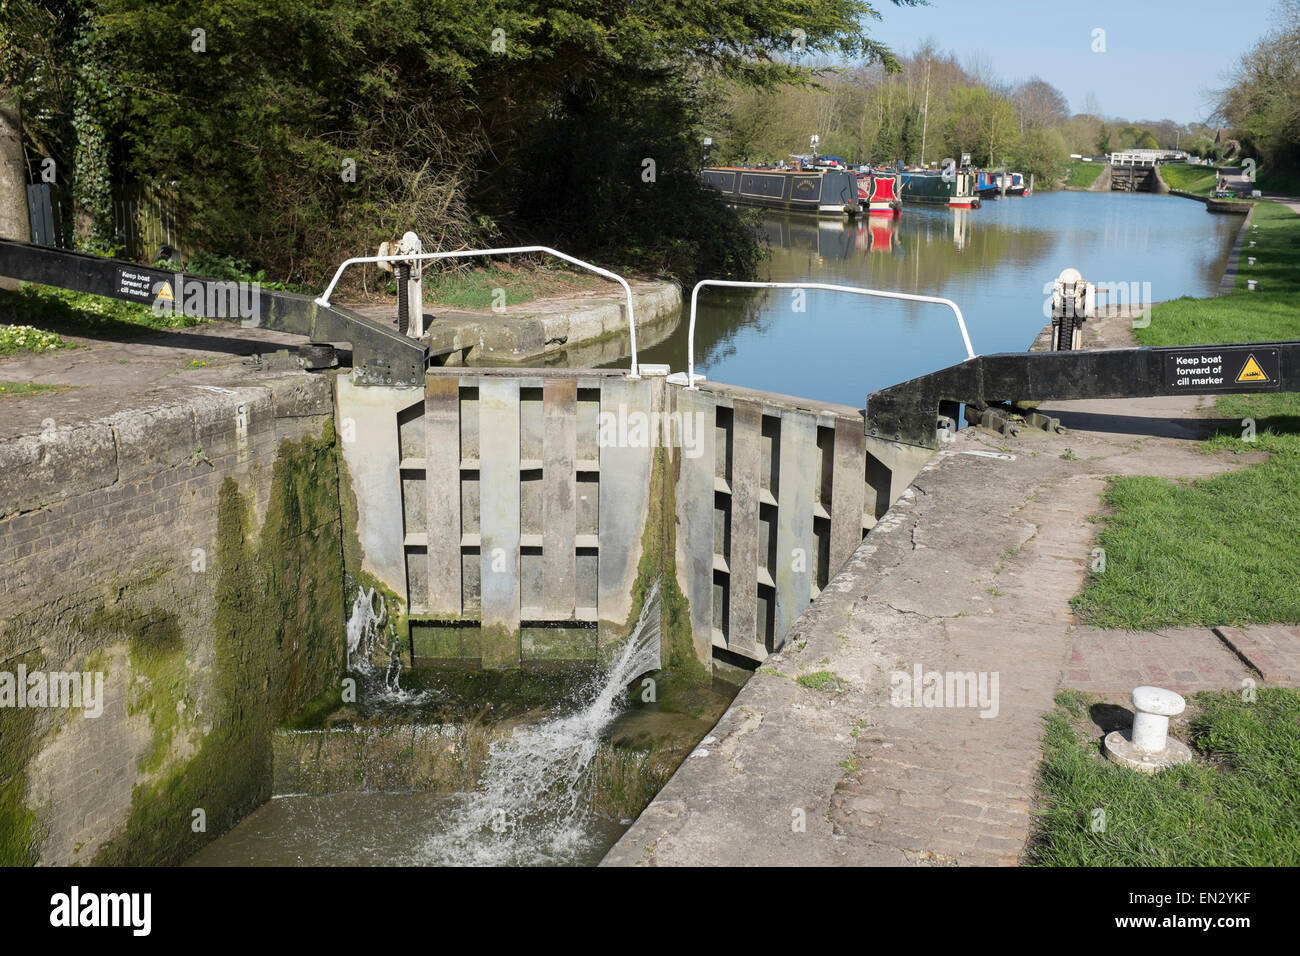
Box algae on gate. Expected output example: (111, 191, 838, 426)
(600, 439, 707, 686)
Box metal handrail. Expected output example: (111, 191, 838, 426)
(685, 280, 976, 388)
(315, 245, 640, 377)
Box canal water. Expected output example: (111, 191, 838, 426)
(632, 191, 1240, 407)
(188, 583, 739, 867)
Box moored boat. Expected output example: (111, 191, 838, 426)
(856, 170, 902, 215)
(898, 168, 981, 208)
(996, 172, 1029, 196)
(701, 166, 861, 217)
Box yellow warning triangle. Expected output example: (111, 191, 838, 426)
(155, 281, 174, 302)
(1236, 354, 1270, 383)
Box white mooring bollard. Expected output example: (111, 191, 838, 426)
(1248, 256, 1256, 265)
(1248, 279, 1258, 291)
(1104, 686, 1193, 773)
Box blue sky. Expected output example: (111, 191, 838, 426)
(868, 0, 1276, 123)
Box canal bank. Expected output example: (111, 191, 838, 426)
(347, 278, 682, 368)
(603, 202, 1298, 867)
(603, 321, 1272, 867)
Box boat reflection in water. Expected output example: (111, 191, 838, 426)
(618, 193, 1239, 407)
(758, 216, 906, 261)
(855, 216, 905, 256)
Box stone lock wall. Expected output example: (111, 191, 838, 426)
(0, 373, 345, 865)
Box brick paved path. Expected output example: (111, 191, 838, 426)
(1064, 627, 1255, 695)
(607, 381, 1296, 867)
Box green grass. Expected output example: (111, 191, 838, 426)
(1074, 201, 1300, 630)
(1159, 162, 1219, 195)
(0, 324, 68, 355)
(1136, 292, 1300, 346)
(422, 262, 606, 311)
(1062, 159, 1105, 189)
(0, 283, 203, 345)
(1070, 411, 1300, 629)
(796, 670, 844, 692)
(1029, 689, 1300, 866)
(0, 381, 69, 397)
(1256, 167, 1300, 197)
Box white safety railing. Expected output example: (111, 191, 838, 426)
(685, 280, 976, 388)
(315, 245, 640, 376)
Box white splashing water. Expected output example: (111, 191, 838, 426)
(346, 583, 428, 704)
(421, 580, 663, 866)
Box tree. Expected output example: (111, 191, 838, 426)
(1213, 0, 1300, 174)
(0, 78, 27, 251)
(1096, 124, 1111, 155)
(6, 0, 917, 281)
(1011, 77, 1069, 132)
(0, 0, 41, 248)
(944, 86, 1018, 166)
(1012, 127, 1066, 183)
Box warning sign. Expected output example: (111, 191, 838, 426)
(1164, 347, 1280, 391)
(114, 266, 168, 303)
(1235, 353, 1270, 383)
(154, 280, 174, 302)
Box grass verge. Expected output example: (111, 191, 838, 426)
(1029, 689, 1300, 866)
(1062, 160, 1105, 189)
(422, 261, 609, 311)
(1159, 162, 1219, 195)
(0, 381, 70, 398)
(1073, 201, 1300, 630)
(0, 283, 203, 352)
(1069, 402, 1300, 629)
(0, 324, 69, 356)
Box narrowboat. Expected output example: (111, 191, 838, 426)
(996, 172, 1029, 196)
(856, 170, 902, 215)
(898, 169, 981, 208)
(702, 166, 861, 217)
(976, 170, 1000, 199)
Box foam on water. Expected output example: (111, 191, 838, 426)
(419, 581, 663, 866)
(346, 582, 428, 704)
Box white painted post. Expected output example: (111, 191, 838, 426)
(1104, 685, 1193, 773)
(1130, 686, 1183, 752)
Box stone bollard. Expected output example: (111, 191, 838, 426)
(1248, 257, 1256, 265)
(1104, 686, 1193, 773)
(1248, 279, 1258, 291)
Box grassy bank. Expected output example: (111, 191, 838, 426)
(1062, 159, 1105, 189)
(420, 261, 608, 311)
(1070, 405, 1300, 629)
(1073, 201, 1300, 630)
(1159, 162, 1218, 195)
(0, 284, 202, 356)
(1031, 689, 1300, 866)
(1257, 167, 1300, 196)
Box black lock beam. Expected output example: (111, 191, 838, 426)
(0, 239, 427, 386)
(867, 340, 1300, 449)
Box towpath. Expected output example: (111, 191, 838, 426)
(604, 311, 1295, 867)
